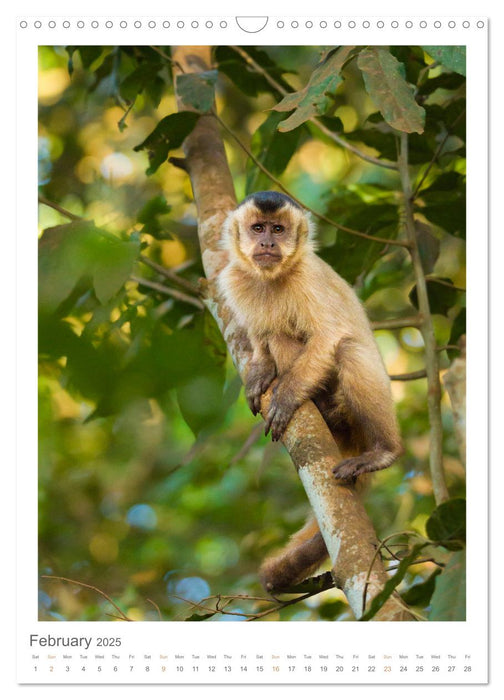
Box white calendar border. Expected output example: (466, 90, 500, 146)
(11, 0, 490, 687)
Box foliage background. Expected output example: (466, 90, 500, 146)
(38, 44, 466, 621)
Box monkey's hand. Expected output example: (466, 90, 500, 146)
(245, 360, 277, 415)
(264, 377, 299, 441)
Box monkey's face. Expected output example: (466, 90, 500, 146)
(229, 197, 311, 278)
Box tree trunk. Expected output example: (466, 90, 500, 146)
(172, 45, 415, 621)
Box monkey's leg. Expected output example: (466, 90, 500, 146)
(331, 340, 403, 481)
(265, 336, 337, 440)
(259, 517, 328, 593)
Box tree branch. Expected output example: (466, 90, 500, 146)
(172, 45, 415, 621)
(398, 133, 449, 504)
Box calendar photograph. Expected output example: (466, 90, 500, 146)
(37, 41, 468, 626)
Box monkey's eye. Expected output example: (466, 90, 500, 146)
(272, 225, 284, 234)
(252, 224, 264, 233)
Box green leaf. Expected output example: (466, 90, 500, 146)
(423, 46, 466, 77)
(426, 498, 466, 549)
(345, 128, 398, 161)
(389, 46, 427, 85)
(77, 46, 105, 70)
(120, 61, 164, 107)
(174, 311, 227, 436)
(417, 72, 466, 97)
(93, 239, 139, 304)
(246, 112, 305, 192)
(185, 612, 216, 621)
(415, 221, 440, 274)
(402, 569, 442, 606)
(320, 194, 399, 285)
(215, 46, 292, 98)
(137, 195, 172, 236)
(357, 48, 425, 133)
(361, 252, 412, 301)
(176, 71, 218, 113)
(409, 278, 460, 316)
(428, 550, 466, 620)
(134, 112, 200, 175)
(38, 222, 94, 313)
(420, 172, 466, 238)
(38, 221, 140, 311)
(318, 599, 347, 620)
(359, 543, 427, 621)
(448, 308, 466, 359)
(272, 46, 356, 131)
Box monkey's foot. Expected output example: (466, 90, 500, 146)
(245, 362, 277, 415)
(332, 449, 397, 480)
(264, 387, 298, 441)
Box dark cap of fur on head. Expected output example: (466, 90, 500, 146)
(237, 191, 302, 214)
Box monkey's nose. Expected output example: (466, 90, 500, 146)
(260, 241, 276, 248)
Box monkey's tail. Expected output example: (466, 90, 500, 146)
(258, 517, 328, 593)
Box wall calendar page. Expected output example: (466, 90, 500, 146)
(10, 0, 492, 691)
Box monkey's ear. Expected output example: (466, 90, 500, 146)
(298, 211, 317, 246)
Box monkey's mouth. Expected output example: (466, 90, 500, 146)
(253, 253, 282, 266)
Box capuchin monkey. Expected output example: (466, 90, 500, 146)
(217, 191, 403, 592)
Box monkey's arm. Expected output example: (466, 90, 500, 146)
(265, 334, 338, 440)
(245, 337, 277, 415)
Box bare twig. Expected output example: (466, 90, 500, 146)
(130, 274, 205, 309)
(139, 254, 200, 295)
(38, 195, 81, 221)
(230, 423, 264, 465)
(146, 598, 163, 621)
(41, 575, 132, 621)
(425, 275, 466, 292)
(361, 531, 425, 614)
(390, 369, 427, 381)
(149, 45, 185, 73)
(371, 315, 423, 331)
